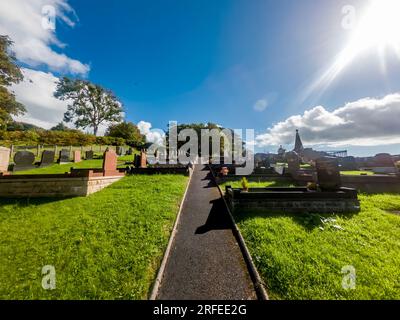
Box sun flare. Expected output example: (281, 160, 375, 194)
(304, 0, 400, 102)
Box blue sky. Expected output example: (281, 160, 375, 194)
(3, 0, 400, 156)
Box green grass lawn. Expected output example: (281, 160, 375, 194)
(219, 180, 294, 190)
(233, 193, 400, 300)
(14, 156, 134, 175)
(0, 174, 188, 299)
(341, 170, 374, 176)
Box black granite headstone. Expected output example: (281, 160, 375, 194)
(13, 151, 36, 171)
(316, 157, 341, 191)
(116, 146, 124, 156)
(58, 149, 70, 163)
(85, 150, 94, 160)
(40, 150, 55, 167)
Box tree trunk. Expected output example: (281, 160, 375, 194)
(93, 126, 98, 136)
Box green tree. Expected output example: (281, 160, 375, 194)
(54, 77, 123, 136)
(0, 35, 25, 129)
(50, 122, 70, 131)
(106, 121, 145, 147)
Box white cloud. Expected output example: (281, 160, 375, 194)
(137, 121, 166, 145)
(0, 0, 89, 75)
(10, 68, 70, 129)
(256, 93, 400, 148)
(253, 99, 268, 112)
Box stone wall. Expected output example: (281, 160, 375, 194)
(341, 175, 400, 193)
(225, 187, 360, 214)
(0, 175, 123, 198)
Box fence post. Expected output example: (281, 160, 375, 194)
(69, 145, 73, 158)
(10, 145, 14, 160)
(37, 144, 40, 157)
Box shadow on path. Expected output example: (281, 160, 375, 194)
(195, 198, 233, 234)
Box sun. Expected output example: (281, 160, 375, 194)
(303, 0, 400, 102)
(350, 0, 400, 57)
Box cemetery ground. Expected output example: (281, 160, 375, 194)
(0, 174, 188, 299)
(218, 179, 400, 299)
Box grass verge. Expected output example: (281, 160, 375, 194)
(233, 193, 400, 299)
(0, 174, 188, 299)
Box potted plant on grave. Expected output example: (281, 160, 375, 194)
(241, 177, 249, 192)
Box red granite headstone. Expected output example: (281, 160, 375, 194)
(103, 150, 118, 174)
(140, 151, 147, 168)
(73, 150, 81, 163)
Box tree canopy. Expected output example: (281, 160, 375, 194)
(0, 35, 25, 129)
(54, 77, 123, 136)
(106, 121, 145, 147)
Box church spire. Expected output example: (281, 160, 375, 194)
(294, 129, 304, 153)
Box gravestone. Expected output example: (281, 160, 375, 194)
(374, 153, 394, 166)
(126, 148, 133, 156)
(286, 151, 300, 177)
(372, 153, 397, 174)
(73, 150, 81, 163)
(40, 150, 55, 167)
(316, 157, 341, 191)
(116, 146, 124, 156)
(140, 151, 147, 168)
(134, 154, 140, 168)
(13, 151, 36, 171)
(339, 156, 358, 171)
(85, 150, 94, 160)
(0, 147, 11, 172)
(103, 150, 118, 175)
(58, 149, 70, 164)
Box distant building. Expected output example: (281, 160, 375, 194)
(293, 130, 304, 154)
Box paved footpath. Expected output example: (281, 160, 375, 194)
(157, 165, 257, 300)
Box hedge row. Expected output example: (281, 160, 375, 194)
(0, 130, 128, 146)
